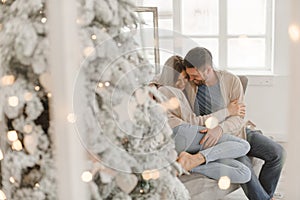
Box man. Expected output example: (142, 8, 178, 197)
(183, 47, 285, 200)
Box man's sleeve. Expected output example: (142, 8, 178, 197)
(219, 75, 246, 135)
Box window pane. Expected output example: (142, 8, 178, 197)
(227, 0, 266, 35)
(182, 0, 219, 35)
(182, 38, 219, 66)
(158, 19, 173, 31)
(159, 38, 174, 70)
(228, 38, 265, 68)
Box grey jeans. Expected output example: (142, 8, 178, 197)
(173, 124, 251, 183)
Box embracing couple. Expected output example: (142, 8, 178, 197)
(153, 47, 285, 200)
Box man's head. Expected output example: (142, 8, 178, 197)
(184, 47, 213, 85)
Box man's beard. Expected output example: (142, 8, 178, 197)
(194, 80, 206, 86)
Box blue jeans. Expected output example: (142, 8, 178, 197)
(237, 129, 286, 200)
(173, 124, 251, 183)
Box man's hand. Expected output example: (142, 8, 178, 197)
(199, 126, 223, 149)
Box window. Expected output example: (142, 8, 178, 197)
(137, 0, 274, 74)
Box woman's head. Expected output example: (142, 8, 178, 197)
(157, 55, 187, 89)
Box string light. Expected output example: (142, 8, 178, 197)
(9, 177, 15, 183)
(0, 149, 3, 160)
(7, 130, 18, 142)
(8, 96, 19, 107)
(142, 170, 152, 181)
(205, 116, 219, 129)
(97, 82, 104, 88)
(83, 47, 94, 57)
(47, 92, 52, 98)
(1, 0, 6, 4)
(139, 189, 144, 194)
(161, 97, 180, 110)
(218, 176, 231, 190)
(117, 42, 122, 47)
(67, 113, 76, 123)
(104, 81, 110, 87)
(34, 86, 40, 91)
(1, 75, 15, 86)
(76, 18, 85, 25)
(151, 170, 160, 180)
(12, 140, 23, 151)
(24, 92, 33, 101)
(35, 183, 40, 188)
(142, 169, 160, 180)
(23, 124, 33, 134)
(81, 171, 93, 182)
(41, 17, 47, 23)
(289, 24, 300, 42)
(0, 190, 6, 200)
(91, 34, 97, 40)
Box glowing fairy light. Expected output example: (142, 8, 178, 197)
(34, 86, 40, 91)
(41, 17, 47, 23)
(161, 97, 180, 110)
(8, 96, 19, 107)
(151, 170, 160, 180)
(47, 92, 52, 98)
(0, 149, 3, 160)
(289, 24, 300, 42)
(83, 47, 94, 57)
(218, 176, 231, 190)
(0, 190, 6, 200)
(12, 140, 23, 151)
(23, 124, 33, 134)
(142, 170, 152, 181)
(9, 177, 15, 183)
(142, 170, 160, 180)
(67, 113, 76, 123)
(1, 75, 15, 86)
(98, 82, 104, 88)
(7, 130, 18, 142)
(81, 171, 93, 182)
(104, 81, 110, 87)
(205, 116, 219, 129)
(24, 92, 33, 101)
(91, 34, 97, 40)
(35, 183, 40, 188)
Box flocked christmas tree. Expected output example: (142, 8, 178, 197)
(0, 0, 190, 199)
(0, 0, 56, 199)
(76, 0, 189, 199)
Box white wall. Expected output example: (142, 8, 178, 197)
(245, 0, 290, 141)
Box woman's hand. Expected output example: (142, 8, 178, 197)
(227, 99, 246, 117)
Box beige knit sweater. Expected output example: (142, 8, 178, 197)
(158, 86, 229, 129)
(184, 70, 248, 139)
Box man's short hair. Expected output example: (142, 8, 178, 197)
(184, 47, 213, 70)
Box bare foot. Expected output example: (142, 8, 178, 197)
(177, 152, 206, 172)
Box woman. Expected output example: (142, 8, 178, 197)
(154, 55, 251, 184)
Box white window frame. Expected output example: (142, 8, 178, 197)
(172, 0, 275, 74)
